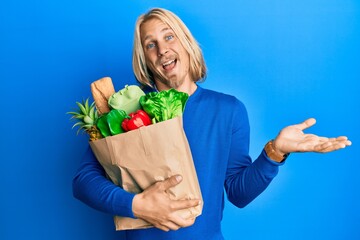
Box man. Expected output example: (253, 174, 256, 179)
(73, 8, 351, 239)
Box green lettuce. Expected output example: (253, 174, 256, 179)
(139, 89, 189, 123)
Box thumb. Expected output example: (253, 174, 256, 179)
(160, 175, 182, 191)
(295, 118, 316, 131)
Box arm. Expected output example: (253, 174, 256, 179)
(224, 101, 282, 208)
(224, 103, 352, 208)
(73, 147, 200, 231)
(72, 147, 135, 218)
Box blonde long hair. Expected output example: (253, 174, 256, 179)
(132, 8, 207, 87)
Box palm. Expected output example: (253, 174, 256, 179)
(274, 118, 351, 154)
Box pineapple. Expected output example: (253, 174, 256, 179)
(67, 98, 103, 141)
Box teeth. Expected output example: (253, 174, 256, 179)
(163, 60, 175, 67)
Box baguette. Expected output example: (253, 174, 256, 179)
(91, 77, 115, 114)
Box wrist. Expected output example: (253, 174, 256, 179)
(132, 194, 142, 219)
(272, 139, 287, 156)
(264, 140, 289, 163)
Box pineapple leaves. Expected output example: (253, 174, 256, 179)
(67, 98, 100, 138)
(68, 96, 133, 140)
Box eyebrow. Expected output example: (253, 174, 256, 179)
(143, 27, 172, 42)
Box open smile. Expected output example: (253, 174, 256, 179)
(162, 59, 177, 71)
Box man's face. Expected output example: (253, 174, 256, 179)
(140, 18, 191, 90)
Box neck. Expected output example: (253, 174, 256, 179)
(155, 81, 198, 96)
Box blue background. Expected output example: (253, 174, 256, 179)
(1, 0, 359, 239)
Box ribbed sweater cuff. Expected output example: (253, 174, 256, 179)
(112, 190, 136, 218)
(253, 149, 285, 178)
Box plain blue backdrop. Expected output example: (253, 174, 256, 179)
(1, 1, 359, 239)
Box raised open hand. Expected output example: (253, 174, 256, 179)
(273, 118, 352, 156)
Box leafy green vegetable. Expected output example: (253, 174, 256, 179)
(96, 109, 129, 136)
(139, 89, 189, 123)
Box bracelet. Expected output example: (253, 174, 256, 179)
(264, 140, 289, 162)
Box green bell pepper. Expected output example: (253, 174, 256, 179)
(96, 109, 129, 137)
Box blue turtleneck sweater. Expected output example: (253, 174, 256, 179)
(72, 85, 283, 239)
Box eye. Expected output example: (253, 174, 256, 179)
(146, 42, 156, 50)
(165, 35, 174, 41)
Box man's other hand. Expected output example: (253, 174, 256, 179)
(132, 175, 201, 231)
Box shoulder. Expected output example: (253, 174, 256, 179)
(195, 86, 249, 132)
(198, 86, 246, 111)
(199, 87, 235, 101)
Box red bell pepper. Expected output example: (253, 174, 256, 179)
(121, 110, 152, 132)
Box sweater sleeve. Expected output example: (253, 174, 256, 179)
(72, 146, 136, 218)
(224, 100, 284, 208)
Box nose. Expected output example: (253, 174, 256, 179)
(157, 42, 168, 57)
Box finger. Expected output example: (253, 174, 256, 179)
(320, 143, 346, 153)
(311, 136, 347, 143)
(315, 141, 347, 153)
(331, 138, 351, 147)
(313, 142, 333, 152)
(295, 118, 316, 131)
(317, 137, 350, 146)
(336, 136, 348, 141)
(326, 137, 347, 143)
(168, 214, 196, 228)
(159, 175, 183, 191)
(154, 223, 170, 232)
(182, 218, 196, 228)
(336, 136, 352, 146)
(161, 220, 181, 231)
(169, 199, 201, 211)
(335, 136, 351, 146)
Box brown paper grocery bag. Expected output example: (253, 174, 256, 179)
(89, 116, 203, 230)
